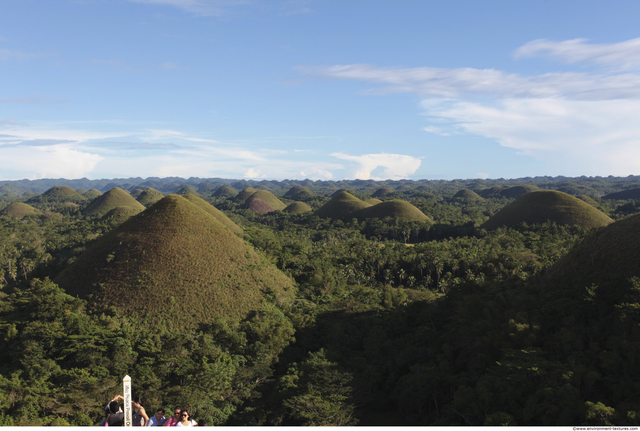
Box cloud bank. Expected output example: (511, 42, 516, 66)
(300, 37, 640, 176)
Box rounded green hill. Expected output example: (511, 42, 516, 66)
(283, 201, 312, 214)
(83, 188, 103, 199)
(283, 185, 315, 201)
(245, 190, 286, 211)
(315, 191, 372, 219)
(83, 187, 146, 217)
(544, 212, 640, 288)
(181, 194, 242, 234)
(500, 185, 539, 199)
(372, 187, 394, 198)
(482, 190, 613, 230)
(0, 202, 40, 219)
(137, 188, 164, 207)
(352, 200, 431, 221)
(54, 195, 295, 330)
(364, 198, 383, 205)
(27, 186, 87, 204)
(102, 206, 143, 223)
(453, 189, 482, 201)
(235, 187, 258, 203)
(213, 185, 238, 198)
(603, 187, 640, 200)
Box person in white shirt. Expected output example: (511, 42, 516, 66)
(147, 409, 166, 426)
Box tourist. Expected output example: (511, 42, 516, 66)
(105, 399, 124, 426)
(176, 409, 197, 427)
(147, 409, 166, 426)
(132, 395, 150, 426)
(163, 406, 182, 427)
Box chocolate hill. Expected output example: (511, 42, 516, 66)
(283, 201, 312, 214)
(102, 206, 143, 223)
(283, 185, 315, 201)
(54, 195, 295, 330)
(245, 190, 286, 211)
(603, 187, 640, 200)
(213, 185, 238, 198)
(352, 200, 431, 221)
(83, 187, 146, 218)
(371, 187, 394, 198)
(544, 212, 640, 288)
(0, 202, 39, 219)
(27, 186, 87, 204)
(83, 188, 103, 200)
(482, 191, 613, 230)
(235, 187, 259, 204)
(364, 198, 383, 205)
(315, 191, 372, 219)
(453, 189, 482, 201)
(136, 188, 164, 207)
(181, 194, 242, 234)
(245, 199, 275, 214)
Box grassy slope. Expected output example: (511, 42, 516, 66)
(235, 187, 258, 203)
(181, 193, 243, 234)
(283, 185, 315, 200)
(315, 191, 372, 219)
(83, 188, 103, 199)
(54, 195, 295, 330)
(453, 189, 482, 200)
(245, 198, 276, 214)
(544, 212, 640, 287)
(0, 202, 39, 219)
(283, 201, 313, 214)
(83, 187, 146, 217)
(213, 185, 238, 198)
(482, 190, 613, 230)
(352, 200, 431, 221)
(603, 187, 640, 200)
(245, 190, 287, 210)
(137, 188, 164, 207)
(27, 186, 87, 204)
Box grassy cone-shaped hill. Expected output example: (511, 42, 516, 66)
(245, 190, 286, 211)
(364, 198, 383, 205)
(352, 200, 431, 221)
(83, 187, 146, 218)
(331, 188, 355, 198)
(235, 187, 258, 204)
(213, 185, 238, 198)
(283, 185, 315, 201)
(543, 213, 640, 288)
(54, 195, 295, 330)
(102, 206, 143, 223)
(283, 201, 312, 214)
(137, 188, 164, 207)
(83, 188, 103, 200)
(603, 187, 640, 200)
(372, 187, 394, 198)
(453, 189, 482, 201)
(244, 199, 275, 214)
(0, 202, 40, 219)
(315, 191, 372, 219)
(482, 190, 613, 230)
(500, 185, 539, 199)
(27, 186, 87, 204)
(181, 194, 242, 234)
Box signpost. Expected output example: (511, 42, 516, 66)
(123, 375, 132, 427)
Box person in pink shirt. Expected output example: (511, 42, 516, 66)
(163, 407, 182, 427)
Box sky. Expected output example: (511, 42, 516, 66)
(2, 0, 640, 181)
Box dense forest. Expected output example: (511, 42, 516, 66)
(0, 175, 639, 425)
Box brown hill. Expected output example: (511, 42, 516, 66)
(181, 194, 242, 234)
(137, 188, 164, 207)
(482, 190, 613, 230)
(235, 187, 258, 204)
(54, 195, 295, 330)
(83, 187, 146, 218)
(245, 190, 286, 211)
(372, 187, 394, 198)
(102, 206, 143, 223)
(244, 199, 275, 214)
(352, 200, 431, 221)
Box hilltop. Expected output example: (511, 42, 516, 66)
(283, 201, 312, 214)
(352, 200, 431, 221)
(54, 195, 295, 330)
(83, 187, 145, 218)
(245, 199, 276, 214)
(235, 187, 258, 204)
(181, 193, 242, 234)
(453, 189, 482, 201)
(0, 202, 39, 219)
(213, 185, 238, 198)
(315, 191, 372, 219)
(482, 190, 613, 230)
(136, 188, 164, 207)
(245, 190, 287, 211)
(544, 212, 640, 288)
(283, 185, 315, 201)
(27, 186, 87, 205)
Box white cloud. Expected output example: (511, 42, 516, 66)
(126, 0, 248, 16)
(514, 38, 640, 70)
(0, 144, 103, 179)
(331, 152, 422, 180)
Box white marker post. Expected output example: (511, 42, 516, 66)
(123, 375, 132, 427)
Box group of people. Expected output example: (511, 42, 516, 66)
(101, 395, 207, 427)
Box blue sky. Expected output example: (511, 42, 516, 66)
(2, 0, 640, 181)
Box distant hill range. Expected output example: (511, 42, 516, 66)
(602, 187, 640, 200)
(482, 190, 613, 230)
(54, 195, 294, 330)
